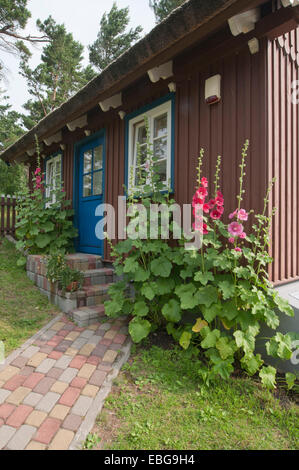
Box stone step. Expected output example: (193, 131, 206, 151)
(82, 268, 115, 287)
(66, 253, 103, 272)
(70, 305, 107, 327)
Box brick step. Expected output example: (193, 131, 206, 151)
(82, 268, 115, 287)
(70, 305, 107, 327)
(66, 253, 103, 272)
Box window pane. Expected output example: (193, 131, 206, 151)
(83, 174, 92, 197)
(93, 171, 103, 196)
(154, 136, 167, 160)
(83, 151, 92, 173)
(154, 113, 167, 138)
(154, 159, 167, 183)
(94, 145, 103, 170)
(137, 125, 147, 144)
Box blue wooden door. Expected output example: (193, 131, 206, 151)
(78, 136, 105, 255)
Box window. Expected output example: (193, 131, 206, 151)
(82, 144, 104, 198)
(45, 153, 62, 206)
(128, 99, 173, 191)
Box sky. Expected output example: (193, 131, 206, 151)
(2, 0, 156, 113)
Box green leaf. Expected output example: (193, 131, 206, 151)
(129, 318, 151, 343)
(194, 271, 214, 286)
(134, 268, 150, 282)
(218, 280, 236, 300)
(212, 359, 234, 380)
(220, 300, 239, 321)
(175, 284, 197, 310)
(201, 328, 221, 349)
(162, 299, 181, 323)
(259, 366, 276, 389)
(133, 301, 149, 318)
(123, 258, 139, 274)
(141, 284, 155, 301)
(285, 372, 296, 390)
(195, 286, 218, 308)
(241, 353, 264, 376)
(16, 256, 27, 267)
(41, 221, 55, 233)
(179, 331, 192, 350)
(150, 257, 172, 278)
(201, 303, 222, 323)
(153, 278, 175, 295)
(104, 299, 123, 317)
(35, 233, 52, 249)
(234, 329, 256, 355)
(273, 294, 294, 317)
(215, 337, 235, 360)
(266, 333, 293, 360)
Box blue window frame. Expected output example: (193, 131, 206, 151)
(125, 93, 175, 193)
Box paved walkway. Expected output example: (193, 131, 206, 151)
(0, 314, 131, 450)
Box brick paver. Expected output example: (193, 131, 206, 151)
(0, 314, 129, 450)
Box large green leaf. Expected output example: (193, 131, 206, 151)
(215, 337, 235, 360)
(218, 280, 236, 300)
(35, 233, 52, 249)
(141, 284, 155, 301)
(201, 328, 221, 349)
(220, 300, 239, 321)
(134, 268, 150, 282)
(162, 299, 181, 323)
(123, 258, 139, 274)
(129, 318, 151, 343)
(212, 359, 234, 380)
(240, 353, 263, 376)
(285, 372, 296, 390)
(41, 221, 55, 233)
(266, 332, 293, 360)
(179, 331, 192, 350)
(259, 366, 276, 389)
(150, 257, 172, 278)
(234, 329, 256, 355)
(201, 303, 222, 323)
(175, 284, 197, 310)
(196, 286, 218, 308)
(133, 301, 149, 318)
(194, 271, 214, 286)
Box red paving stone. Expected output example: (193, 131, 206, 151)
(59, 387, 81, 407)
(6, 405, 33, 428)
(34, 417, 61, 444)
(3, 374, 26, 391)
(22, 372, 44, 389)
(0, 315, 129, 450)
(0, 403, 16, 420)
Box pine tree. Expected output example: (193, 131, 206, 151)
(20, 16, 96, 130)
(149, 0, 185, 23)
(0, 93, 24, 151)
(0, 0, 48, 77)
(89, 2, 142, 72)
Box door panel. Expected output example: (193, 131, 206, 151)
(77, 136, 105, 255)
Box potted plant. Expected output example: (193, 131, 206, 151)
(47, 254, 83, 293)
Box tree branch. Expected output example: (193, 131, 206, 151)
(0, 29, 49, 43)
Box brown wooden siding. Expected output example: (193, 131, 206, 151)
(267, 28, 299, 284)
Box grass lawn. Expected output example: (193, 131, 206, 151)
(90, 341, 299, 451)
(0, 238, 59, 356)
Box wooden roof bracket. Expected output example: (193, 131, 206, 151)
(66, 114, 88, 132)
(228, 8, 261, 36)
(43, 131, 62, 147)
(99, 93, 122, 112)
(147, 61, 173, 83)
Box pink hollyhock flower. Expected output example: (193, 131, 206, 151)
(203, 204, 210, 214)
(240, 232, 246, 239)
(235, 247, 242, 253)
(237, 209, 248, 221)
(201, 223, 209, 235)
(210, 209, 222, 220)
(201, 177, 208, 188)
(228, 221, 244, 237)
(34, 168, 41, 175)
(36, 176, 42, 184)
(217, 190, 224, 199)
(197, 187, 208, 199)
(228, 237, 235, 243)
(229, 209, 238, 220)
(192, 194, 204, 207)
(208, 199, 215, 209)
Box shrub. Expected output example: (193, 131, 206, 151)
(104, 123, 298, 390)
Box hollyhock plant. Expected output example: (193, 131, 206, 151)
(237, 209, 249, 221)
(228, 221, 244, 237)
